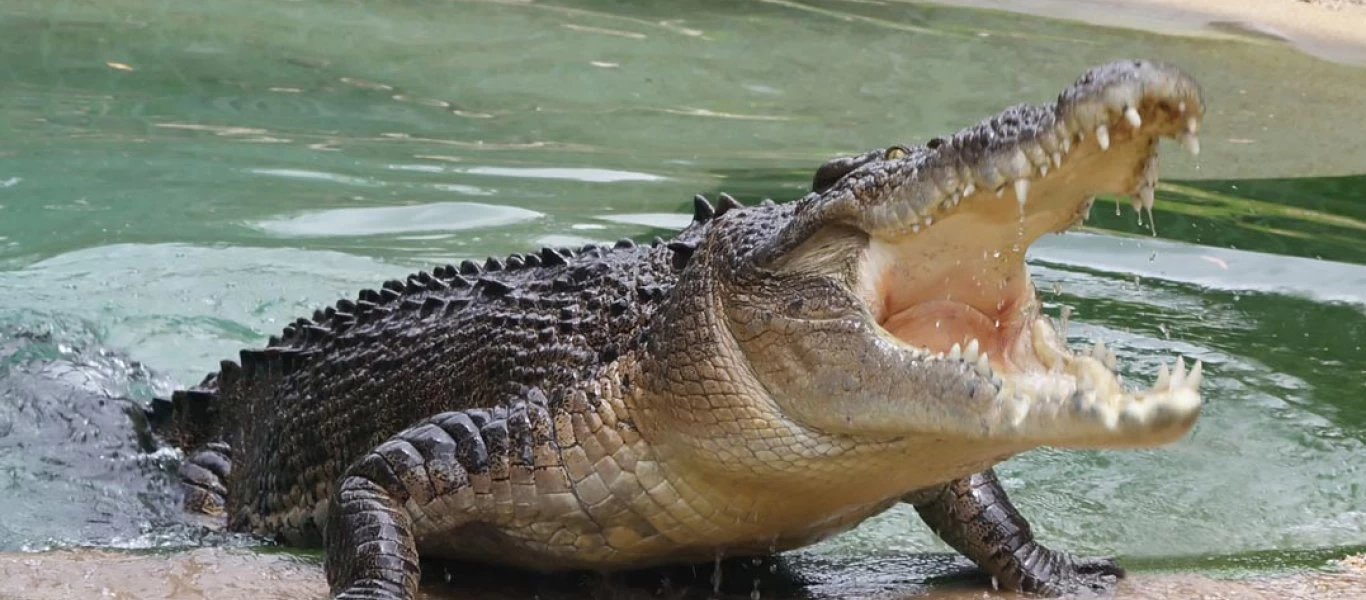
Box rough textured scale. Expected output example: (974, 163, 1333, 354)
(148, 60, 1208, 599)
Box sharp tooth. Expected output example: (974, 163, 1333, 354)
(1172, 357, 1187, 388)
(911, 224, 921, 234)
(1093, 341, 1117, 370)
(1007, 396, 1030, 428)
(1097, 401, 1120, 430)
(1012, 148, 1037, 178)
(924, 216, 934, 226)
(1032, 324, 1063, 372)
(1060, 135, 1071, 154)
(1154, 362, 1171, 391)
(894, 202, 920, 227)
(1187, 360, 1203, 390)
(1051, 151, 1063, 168)
(1180, 132, 1200, 156)
(976, 165, 1008, 194)
(965, 338, 981, 362)
(1186, 116, 1199, 134)
(1014, 179, 1030, 205)
(1038, 164, 1049, 177)
(1095, 124, 1110, 151)
(1121, 399, 1153, 425)
(1076, 364, 1097, 394)
(949, 343, 963, 361)
(1021, 144, 1052, 179)
(996, 187, 1005, 198)
(1124, 106, 1142, 128)
(962, 183, 976, 197)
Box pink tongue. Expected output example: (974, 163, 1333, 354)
(880, 300, 1006, 359)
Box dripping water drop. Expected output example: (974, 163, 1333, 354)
(712, 552, 724, 594)
(1015, 195, 1026, 246)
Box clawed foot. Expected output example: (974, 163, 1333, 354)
(331, 579, 408, 600)
(1011, 552, 1125, 596)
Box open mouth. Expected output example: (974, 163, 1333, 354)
(854, 62, 1205, 442)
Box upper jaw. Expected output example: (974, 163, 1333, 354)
(857, 59, 1205, 238)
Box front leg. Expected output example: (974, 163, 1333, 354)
(324, 441, 424, 599)
(906, 469, 1123, 595)
(325, 409, 495, 600)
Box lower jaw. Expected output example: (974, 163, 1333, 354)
(879, 290, 1113, 402)
(864, 241, 1131, 412)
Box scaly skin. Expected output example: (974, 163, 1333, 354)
(150, 60, 1208, 599)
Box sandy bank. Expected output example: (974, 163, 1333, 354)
(1, 549, 1364, 600)
(930, 0, 1366, 65)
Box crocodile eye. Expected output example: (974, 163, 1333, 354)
(883, 145, 909, 160)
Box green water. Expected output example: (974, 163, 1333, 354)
(2, 0, 1364, 586)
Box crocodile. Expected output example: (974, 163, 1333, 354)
(148, 60, 1207, 599)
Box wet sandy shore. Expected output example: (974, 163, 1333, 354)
(1, 549, 1363, 600)
(933, 0, 1366, 65)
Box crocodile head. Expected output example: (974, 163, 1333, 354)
(653, 61, 1206, 473)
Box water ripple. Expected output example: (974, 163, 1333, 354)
(459, 166, 668, 183)
(247, 168, 379, 187)
(1031, 232, 1366, 307)
(254, 202, 542, 237)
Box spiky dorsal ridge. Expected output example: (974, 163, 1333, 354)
(257, 191, 776, 364)
(691, 192, 765, 225)
(167, 194, 757, 398)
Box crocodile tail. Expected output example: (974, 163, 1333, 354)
(147, 360, 237, 449)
